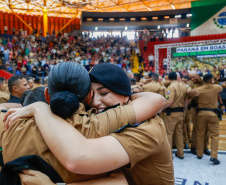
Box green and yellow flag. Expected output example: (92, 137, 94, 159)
(191, 0, 226, 36)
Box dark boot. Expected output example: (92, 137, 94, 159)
(175, 153, 184, 159)
(191, 148, 197, 155)
(210, 158, 220, 165)
(204, 148, 211, 155)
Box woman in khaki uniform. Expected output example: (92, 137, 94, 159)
(3, 63, 168, 184)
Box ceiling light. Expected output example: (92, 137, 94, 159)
(186, 23, 189, 27)
(171, 4, 175, 10)
(175, 15, 181, 18)
(187, 14, 192, 17)
(95, 27, 98, 30)
(157, 25, 160, 29)
(152, 17, 158, 20)
(147, 8, 152, 11)
(125, 26, 128, 30)
(164, 16, 170, 19)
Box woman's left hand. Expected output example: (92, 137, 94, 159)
(19, 169, 55, 185)
(3, 102, 47, 130)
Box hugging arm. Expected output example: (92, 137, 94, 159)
(19, 170, 128, 185)
(0, 103, 22, 110)
(4, 92, 165, 174)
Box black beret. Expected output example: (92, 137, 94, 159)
(89, 63, 131, 96)
(203, 74, 213, 82)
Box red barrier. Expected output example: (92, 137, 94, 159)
(0, 70, 13, 80)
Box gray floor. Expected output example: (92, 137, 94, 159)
(173, 150, 226, 185)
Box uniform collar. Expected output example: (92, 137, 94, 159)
(170, 80, 178, 84)
(8, 94, 21, 104)
(74, 103, 89, 115)
(150, 81, 158, 84)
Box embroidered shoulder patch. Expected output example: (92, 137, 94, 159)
(166, 90, 170, 95)
(165, 89, 170, 99)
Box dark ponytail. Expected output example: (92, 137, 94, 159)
(48, 62, 90, 118)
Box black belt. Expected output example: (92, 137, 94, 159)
(197, 108, 218, 114)
(165, 107, 184, 115)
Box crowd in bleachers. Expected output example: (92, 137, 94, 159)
(0, 33, 139, 78)
(1, 31, 226, 86)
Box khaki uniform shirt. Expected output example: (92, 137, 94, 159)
(196, 84, 223, 116)
(165, 81, 187, 108)
(222, 83, 226, 89)
(33, 83, 43, 89)
(187, 80, 204, 89)
(139, 78, 146, 84)
(143, 81, 164, 96)
(212, 71, 220, 83)
(162, 80, 170, 88)
(0, 103, 136, 183)
(1, 84, 9, 94)
(187, 80, 204, 104)
(0, 91, 9, 103)
(111, 116, 174, 185)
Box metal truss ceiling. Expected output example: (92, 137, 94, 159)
(0, 0, 198, 18)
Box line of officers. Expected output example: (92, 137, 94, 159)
(129, 71, 224, 165)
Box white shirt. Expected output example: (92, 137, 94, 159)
(0, 46, 4, 52)
(224, 69, 226, 78)
(135, 48, 139, 54)
(3, 50, 10, 55)
(20, 43, 25, 50)
(163, 58, 168, 65)
(41, 59, 46, 66)
(148, 55, 154, 61)
(51, 49, 56, 54)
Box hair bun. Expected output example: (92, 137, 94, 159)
(50, 91, 80, 119)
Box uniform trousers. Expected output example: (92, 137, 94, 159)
(191, 107, 209, 149)
(164, 112, 184, 157)
(196, 112, 219, 159)
(183, 109, 191, 145)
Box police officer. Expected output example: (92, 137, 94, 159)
(188, 71, 210, 155)
(212, 66, 220, 84)
(195, 74, 223, 164)
(163, 72, 187, 159)
(182, 75, 191, 149)
(143, 73, 164, 96)
(0, 77, 9, 103)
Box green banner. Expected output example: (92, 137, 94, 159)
(170, 43, 226, 70)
